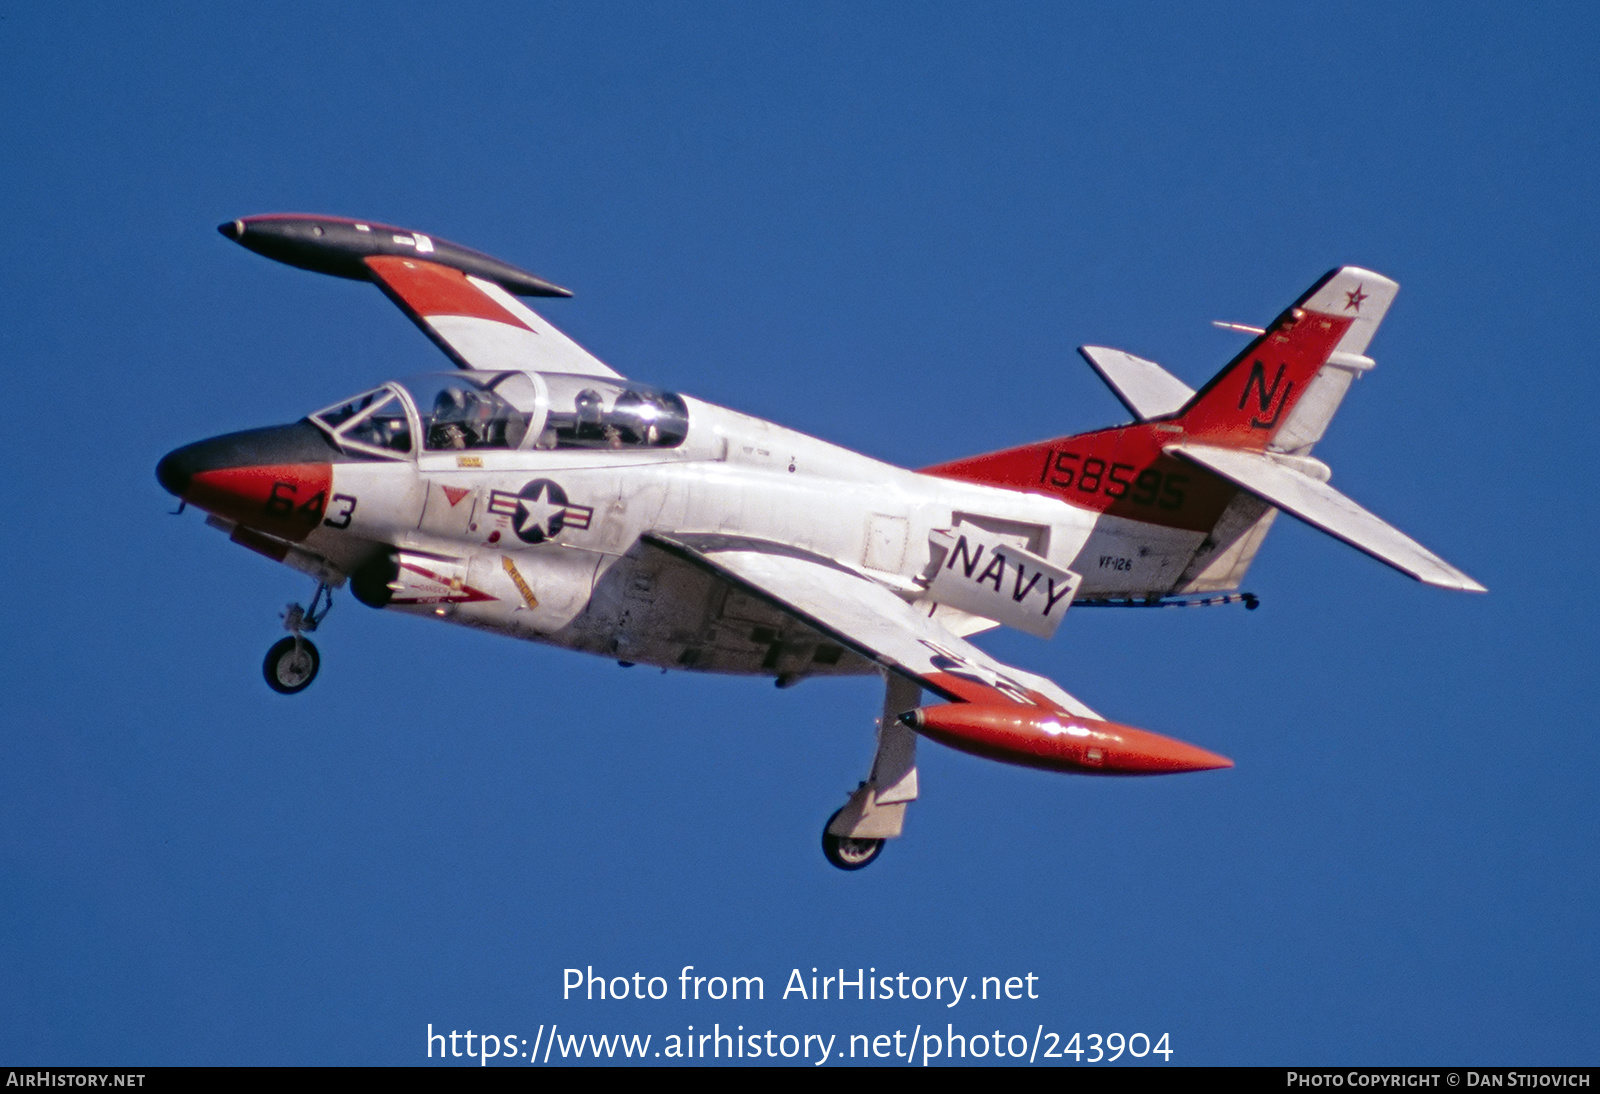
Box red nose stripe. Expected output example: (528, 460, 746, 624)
(187, 463, 333, 542)
(912, 702, 1233, 775)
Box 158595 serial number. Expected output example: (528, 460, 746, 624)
(1039, 449, 1188, 510)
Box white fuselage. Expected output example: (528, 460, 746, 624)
(278, 389, 1213, 680)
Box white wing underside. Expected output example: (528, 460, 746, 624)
(645, 532, 1101, 718)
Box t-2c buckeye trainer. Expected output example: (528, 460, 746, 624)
(158, 214, 1484, 869)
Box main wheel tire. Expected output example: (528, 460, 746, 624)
(263, 636, 320, 694)
(821, 808, 884, 871)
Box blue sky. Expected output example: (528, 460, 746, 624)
(1, 2, 1595, 1066)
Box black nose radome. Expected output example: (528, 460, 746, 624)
(156, 447, 192, 497)
(218, 219, 244, 241)
(157, 421, 355, 498)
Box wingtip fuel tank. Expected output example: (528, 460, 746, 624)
(219, 214, 573, 298)
(902, 703, 1233, 775)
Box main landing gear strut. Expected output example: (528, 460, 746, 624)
(822, 674, 921, 871)
(263, 581, 333, 694)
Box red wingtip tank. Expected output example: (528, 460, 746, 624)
(901, 703, 1233, 775)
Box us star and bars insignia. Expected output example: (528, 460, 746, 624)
(486, 478, 594, 544)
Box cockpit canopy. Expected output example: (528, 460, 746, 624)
(308, 371, 690, 458)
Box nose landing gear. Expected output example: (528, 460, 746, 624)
(263, 582, 333, 694)
(264, 635, 320, 694)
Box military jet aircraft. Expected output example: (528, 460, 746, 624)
(157, 215, 1483, 869)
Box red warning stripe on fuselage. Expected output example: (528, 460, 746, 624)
(390, 561, 498, 605)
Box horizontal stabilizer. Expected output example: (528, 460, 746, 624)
(1167, 444, 1485, 592)
(1079, 346, 1195, 421)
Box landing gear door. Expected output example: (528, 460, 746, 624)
(922, 526, 1080, 639)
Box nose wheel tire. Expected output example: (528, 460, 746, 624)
(264, 636, 320, 694)
(821, 809, 884, 871)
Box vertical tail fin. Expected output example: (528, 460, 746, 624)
(920, 266, 1485, 597)
(1176, 267, 1397, 452)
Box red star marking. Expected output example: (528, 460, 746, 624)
(1345, 285, 1368, 312)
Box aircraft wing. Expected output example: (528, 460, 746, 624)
(644, 532, 1102, 718)
(221, 215, 622, 378)
(1168, 443, 1486, 592)
(363, 255, 622, 378)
